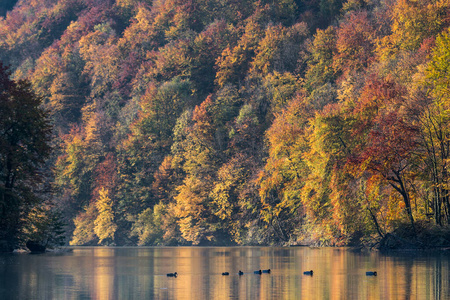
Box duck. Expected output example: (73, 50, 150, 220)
(222, 272, 229, 276)
(238, 270, 244, 275)
(254, 270, 262, 274)
(262, 269, 271, 274)
(166, 272, 178, 277)
(303, 270, 313, 276)
(366, 271, 377, 276)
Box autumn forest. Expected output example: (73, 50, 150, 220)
(1, 0, 450, 250)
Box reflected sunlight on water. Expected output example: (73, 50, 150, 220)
(0, 247, 449, 299)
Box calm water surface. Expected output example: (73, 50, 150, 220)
(0, 246, 449, 299)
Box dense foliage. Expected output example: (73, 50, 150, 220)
(0, 62, 55, 251)
(2, 0, 450, 247)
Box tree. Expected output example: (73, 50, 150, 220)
(376, 0, 450, 60)
(258, 95, 312, 243)
(0, 62, 52, 251)
(300, 101, 370, 245)
(215, 16, 265, 87)
(191, 19, 237, 96)
(78, 22, 120, 98)
(94, 187, 117, 245)
(70, 202, 97, 246)
(173, 96, 221, 244)
(349, 76, 419, 233)
(138, 77, 193, 146)
(22, 204, 66, 250)
(54, 124, 101, 222)
(421, 27, 450, 224)
(304, 26, 338, 91)
(333, 11, 374, 77)
(263, 71, 303, 114)
(151, 155, 183, 245)
(250, 22, 308, 76)
(210, 153, 251, 242)
(129, 205, 164, 245)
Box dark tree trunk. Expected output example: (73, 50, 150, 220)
(389, 170, 416, 236)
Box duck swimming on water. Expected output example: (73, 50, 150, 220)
(238, 271, 244, 275)
(366, 271, 377, 276)
(167, 272, 178, 277)
(254, 270, 262, 274)
(303, 270, 313, 276)
(262, 269, 271, 274)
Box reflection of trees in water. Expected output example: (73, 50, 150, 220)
(380, 251, 448, 300)
(1, 248, 450, 299)
(403, 257, 413, 300)
(434, 256, 442, 300)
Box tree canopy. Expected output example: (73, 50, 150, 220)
(0, 62, 53, 251)
(1, 0, 450, 248)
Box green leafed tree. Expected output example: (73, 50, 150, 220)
(129, 203, 165, 246)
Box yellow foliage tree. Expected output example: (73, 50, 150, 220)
(376, 0, 450, 60)
(94, 188, 117, 245)
(70, 202, 97, 246)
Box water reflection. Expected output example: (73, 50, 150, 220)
(0, 247, 449, 299)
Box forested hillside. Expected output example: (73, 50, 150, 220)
(1, 0, 450, 247)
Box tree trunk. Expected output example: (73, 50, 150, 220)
(367, 207, 384, 238)
(434, 186, 442, 226)
(444, 192, 450, 224)
(389, 171, 416, 236)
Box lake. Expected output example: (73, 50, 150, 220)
(0, 246, 449, 299)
